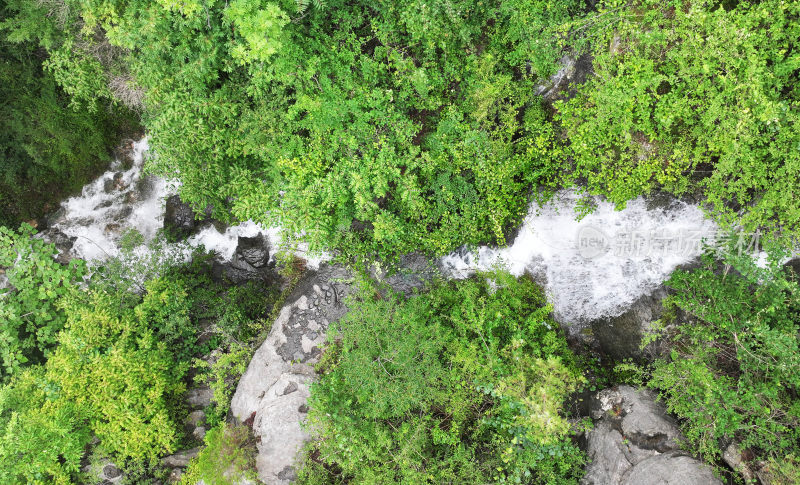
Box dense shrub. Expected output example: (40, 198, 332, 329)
(0, 366, 91, 484)
(0, 274, 196, 482)
(300, 273, 586, 484)
(557, 0, 800, 235)
(649, 250, 800, 473)
(47, 283, 191, 465)
(0, 224, 86, 381)
(2, 0, 581, 259)
(0, 15, 135, 226)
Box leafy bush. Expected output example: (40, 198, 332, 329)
(556, 0, 800, 236)
(0, 366, 91, 484)
(649, 250, 800, 466)
(193, 344, 252, 426)
(3, 0, 582, 259)
(0, 275, 197, 481)
(0, 13, 135, 226)
(180, 423, 258, 485)
(300, 272, 586, 484)
(0, 224, 86, 381)
(47, 285, 191, 465)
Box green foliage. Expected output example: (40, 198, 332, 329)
(556, 0, 800, 237)
(0, 9, 134, 225)
(4, 0, 581, 259)
(649, 250, 800, 465)
(180, 423, 258, 485)
(193, 344, 251, 426)
(0, 224, 86, 381)
(90, 230, 191, 298)
(48, 285, 191, 465)
(300, 273, 586, 484)
(0, 272, 199, 481)
(0, 367, 91, 484)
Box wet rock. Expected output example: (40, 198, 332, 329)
(104, 223, 122, 235)
(164, 195, 197, 240)
(113, 139, 137, 169)
(590, 286, 667, 362)
(123, 191, 140, 204)
(237, 234, 271, 268)
(104, 172, 127, 193)
(581, 386, 721, 485)
(37, 228, 77, 264)
(44, 206, 67, 227)
(373, 252, 439, 296)
(213, 233, 276, 284)
(161, 447, 201, 468)
(186, 387, 213, 409)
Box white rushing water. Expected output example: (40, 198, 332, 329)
(45, 137, 720, 323)
(47, 138, 327, 267)
(441, 190, 719, 325)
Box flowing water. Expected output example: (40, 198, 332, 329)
(441, 191, 719, 326)
(44, 138, 326, 268)
(42, 138, 720, 324)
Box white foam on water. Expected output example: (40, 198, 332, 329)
(50, 137, 329, 268)
(441, 190, 719, 326)
(52, 138, 164, 259)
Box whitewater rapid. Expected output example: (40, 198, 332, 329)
(45, 138, 721, 325)
(46, 138, 326, 267)
(441, 191, 718, 325)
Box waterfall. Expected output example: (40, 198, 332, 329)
(46, 138, 327, 267)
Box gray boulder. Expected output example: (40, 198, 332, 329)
(214, 233, 276, 284)
(230, 264, 352, 485)
(621, 454, 722, 485)
(582, 386, 721, 485)
(237, 234, 270, 268)
(591, 287, 667, 362)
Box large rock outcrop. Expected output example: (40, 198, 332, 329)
(230, 264, 354, 484)
(581, 386, 722, 485)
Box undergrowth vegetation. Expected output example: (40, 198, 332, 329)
(648, 248, 800, 481)
(0, 226, 281, 483)
(299, 273, 588, 484)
